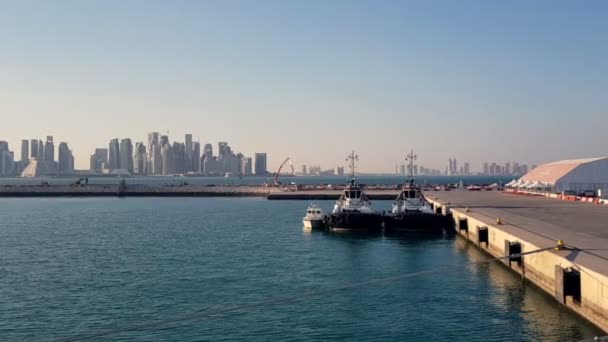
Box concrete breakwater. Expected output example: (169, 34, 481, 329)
(0, 185, 403, 198)
(426, 191, 608, 333)
(0, 184, 277, 197)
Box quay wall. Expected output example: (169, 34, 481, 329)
(0, 185, 274, 197)
(426, 198, 608, 332)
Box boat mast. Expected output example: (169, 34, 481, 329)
(406, 149, 417, 185)
(346, 150, 358, 179)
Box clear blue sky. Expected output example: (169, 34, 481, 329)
(1, 1, 607, 172)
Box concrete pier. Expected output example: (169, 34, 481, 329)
(0, 185, 276, 197)
(267, 190, 398, 200)
(426, 191, 608, 332)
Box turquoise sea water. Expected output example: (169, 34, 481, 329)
(0, 198, 603, 341)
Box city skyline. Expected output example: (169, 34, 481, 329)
(2, 1, 607, 172)
(2, 133, 536, 177)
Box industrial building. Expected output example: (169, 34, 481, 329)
(516, 157, 608, 194)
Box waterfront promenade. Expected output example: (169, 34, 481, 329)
(426, 191, 608, 332)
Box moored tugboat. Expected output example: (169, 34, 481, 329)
(327, 151, 384, 232)
(383, 150, 453, 234)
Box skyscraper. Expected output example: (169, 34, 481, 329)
(108, 139, 120, 170)
(37, 140, 44, 159)
(160, 135, 169, 147)
(161, 144, 173, 175)
(185, 134, 193, 172)
(20, 140, 29, 163)
(254, 153, 267, 175)
(151, 144, 162, 175)
(147, 132, 160, 175)
(30, 139, 39, 159)
(172, 142, 185, 173)
(43, 136, 54, 165)
(192, 141, 201, 172)
(242, 157, 252, 176)
(58, 142, 74, 172)
(120, 139, 134, 173)
(203, 144, 213, 159)
(0, 141, 15, 176)
(90, 148, 108, 171)
(133, 142, 147, 175)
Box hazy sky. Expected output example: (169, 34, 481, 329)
(1, 1, 607, 172)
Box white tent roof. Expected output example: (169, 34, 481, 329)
(518, 180, 533, 188)
(527, 181, 543, 188)
(505, 179, 517, 187)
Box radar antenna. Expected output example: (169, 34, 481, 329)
(405, 149, 417, 186)
(346, 150, 359, 179)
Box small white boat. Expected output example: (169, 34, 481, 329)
(302, 204, 325, 230)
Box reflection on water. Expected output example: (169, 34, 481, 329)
(455, 239, 603, 341)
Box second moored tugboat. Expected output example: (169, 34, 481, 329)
(383, 150, 452, 233)
(327, 151, 384, 232)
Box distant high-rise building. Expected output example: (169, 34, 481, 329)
(512, 162, 521, 175)
(43, 136, 54, 164)
(148, 144, 160, 175)
(483, 162, 489, 175)
(172, 142, 186, 173)
(20, 140, 29, 163)
(0, 141, 15, 176)
(37, 140, 44, 159)
(160, 135, 169, 147)
(399, 164, 406, 175)
(203, 144, 213, 158)
(161, 144, 173, 175)
(301, 165, 307, 175)
(192, 141, 201, 172)
(133, 142, 147, 175)
(464, 162, 470, 175)
(254, 153, 267, 175)
(241, 156, 252, 176)
(521, 164, 529, 175)
(185, 134, 193, 171)
(505, 162, 511, 175)
(90, 148, 108, 171)
(30, 139, 39, 159)
(57, 142, 74, 172)
(120, 139, 134, 173)
(108, 139, 120, 170)
(147, 132, 160, 174)
(336, 166, 345, 176)
(202, 155, 220, 176)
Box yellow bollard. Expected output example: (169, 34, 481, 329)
(465, 207, 470, 212)
(555, 240, 565, 250)
(496, 218, 502, 225)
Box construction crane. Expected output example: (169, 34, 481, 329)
(273, 157, 295, 186)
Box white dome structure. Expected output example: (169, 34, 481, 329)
(519, 157, 608, 193)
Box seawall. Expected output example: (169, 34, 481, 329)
(426, 191, 608, 333)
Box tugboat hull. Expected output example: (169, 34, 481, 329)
(328, 212, 384, 232)
(383, 212, 453, 233)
